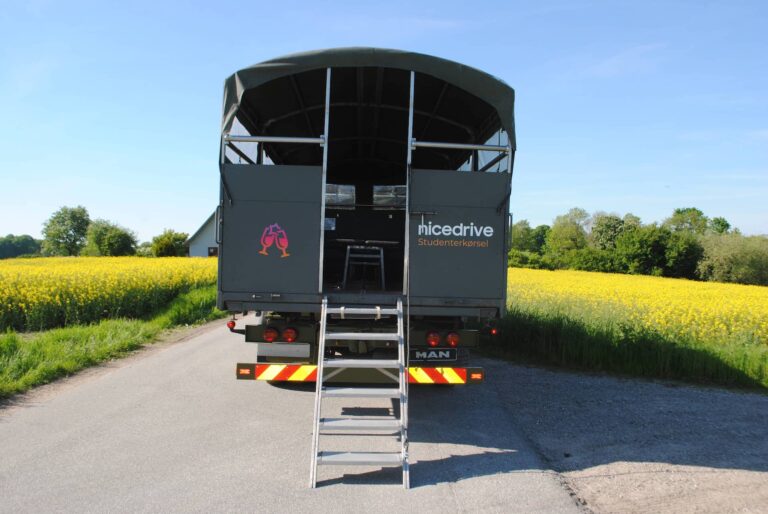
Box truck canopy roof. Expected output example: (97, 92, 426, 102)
(222, 47, 515, 173)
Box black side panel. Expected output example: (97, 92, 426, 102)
(409, 169, 509, 302)
(219, 164, 322, 296)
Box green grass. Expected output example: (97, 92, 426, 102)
(0, 285, 225, 399)
(481, 308, 768, 389)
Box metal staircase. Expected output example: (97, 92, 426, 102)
(309, 297, 409, 488)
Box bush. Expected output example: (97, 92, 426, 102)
(665, 231, 703, 279)
(615, 224, 670, 275)
(0, 235, 41, 259)
(562, 247, 618, 272)
(151, 229, 189, 257)
(82, 220, 138, 256)
(698, 234, 768, 286)
(508, 249, 546, 269)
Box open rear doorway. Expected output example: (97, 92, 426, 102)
(322, 184, 406, 294)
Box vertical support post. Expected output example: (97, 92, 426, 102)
(309, 297, 328, 488)
(403, 71, 415, 296)
(403, 75, 415, 471)
(318, 68, 331, 293)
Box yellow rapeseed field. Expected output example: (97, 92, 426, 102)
(507, 268, 768, 345)
(0, 257, 217, 331)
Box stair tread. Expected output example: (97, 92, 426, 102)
(324, 358, 400, 369)
(317, 451, 403, 466)
(324, 332, 400, 341)
(319, 418, 401, 430)
(322, 387, 401, 398)
(326, 307, 399, 316)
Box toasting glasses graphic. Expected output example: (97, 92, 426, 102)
(259, 223, 290, 258)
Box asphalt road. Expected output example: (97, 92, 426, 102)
(0, 319, 582, 514)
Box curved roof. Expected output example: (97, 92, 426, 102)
(222, 47, 516, 150)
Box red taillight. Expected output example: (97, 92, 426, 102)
(490, 327, 499, 336)
(263, 327, 279, 342)
(226, 320, 236, 330)
(446, 332, 460, 347)
(282, 327, 298, 343)
(426, 331, 440, 347)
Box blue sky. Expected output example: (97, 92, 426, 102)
(1, 0, 766, 240)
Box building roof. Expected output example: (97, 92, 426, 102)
(186, 211, 216, 245)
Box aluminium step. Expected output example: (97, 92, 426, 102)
(326, 307, 399, 316)
(317, 451, 403, 466)
(319, 418, 401, 431)
(322, 387, 401, 399)
(324, 332, 400, 341)
(323, 358, 400, 369)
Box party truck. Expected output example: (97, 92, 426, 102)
(218, 47, 516, 384)
(217, 48, 515, 487)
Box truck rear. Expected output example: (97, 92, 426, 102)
(216, 48, 515, 385)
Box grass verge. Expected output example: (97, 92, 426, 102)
(481, 308, 768, 389)
(0, 285, 225, 399)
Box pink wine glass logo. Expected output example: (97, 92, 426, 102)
(259, 223, 290, 258)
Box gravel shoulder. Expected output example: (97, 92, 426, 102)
(482, 358, 768, 513)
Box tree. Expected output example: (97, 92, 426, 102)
(623, 213, 642, 229)
(151, 229, 189, 257)
(697, 233, 768, 286)
(0, 234, 41, 259)
(42, 206, 91, 256)
(663, 207, 708, 235)
(511, 220, 534, 252)
(708, 216, 731, 235)
(82, 220, 138, 256)
(590, 213, 625, 250)
(562, 247, 618, 273)
(544, 208, 589, 257)
(665, 231, 704, 279)
(615, 224, 670, 275)
(136, 241, 153, 257)
(508, 249, 546, 269)
(530, 225, 550, 254)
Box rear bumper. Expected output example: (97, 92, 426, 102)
(236, 363, 484, 384)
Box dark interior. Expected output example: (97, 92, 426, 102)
(228, 66, 503, 293)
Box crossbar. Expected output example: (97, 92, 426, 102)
(412, 140, 509, 152)
(224, 134, 325, 145)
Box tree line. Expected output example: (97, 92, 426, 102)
(1, 206, 190, 258)
(510, 207, 768, 286)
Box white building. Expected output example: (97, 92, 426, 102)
(187, 211, 217, 257)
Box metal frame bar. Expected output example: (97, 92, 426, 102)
(412, 140, 509, 152)
(397, 297, 409, 489)
(403, 71, 415, 297)
(479, 152, 506, 172)
(225, 142, 256, 164)
(224, 134, 324, 144)
(318, 68, 331, 293)
(309, 297, 328, 488)
(218, 131, 233, 205)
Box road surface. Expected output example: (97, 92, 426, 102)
(0, 319, 582, 513)
(3, 318, 766, 513)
